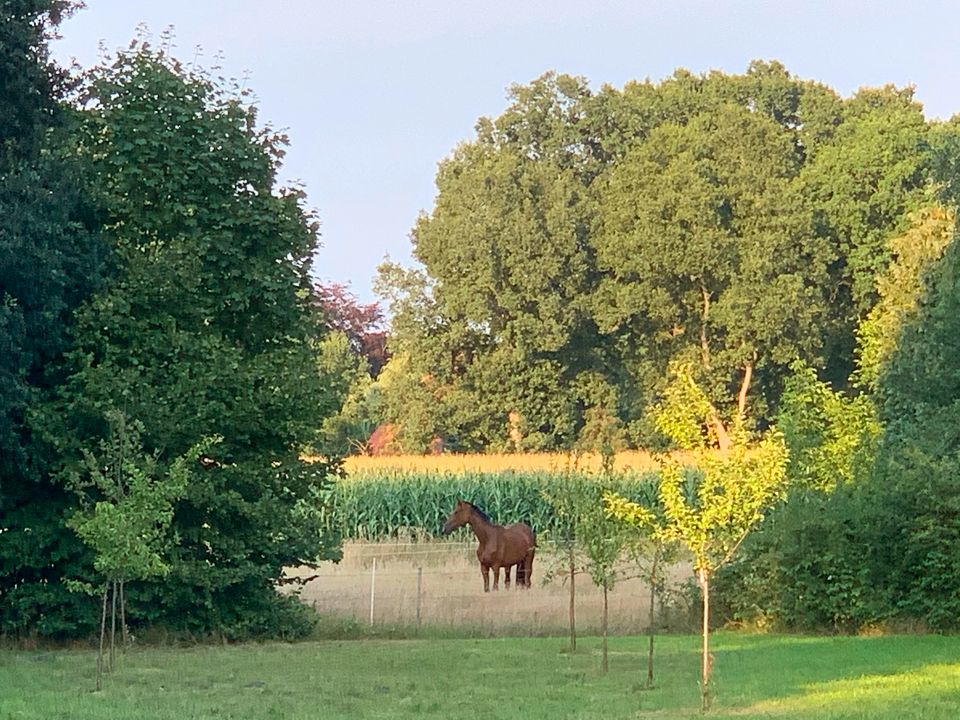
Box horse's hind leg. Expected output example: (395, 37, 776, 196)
(523, 550, 535, 588)
(504, 564, 512, 589)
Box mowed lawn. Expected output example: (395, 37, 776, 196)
(2, 633, 960, 719)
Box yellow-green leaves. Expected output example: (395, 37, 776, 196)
(68, 410, 222, 583)
(607, 368, 789, 574)
(779, 362, 880, 491)
(651, 361, 714, 451)
(854, 206, 955, 391)
(672, 432, 787, 572)
(602, 492, 658, 531)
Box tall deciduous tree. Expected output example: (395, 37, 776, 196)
(595, 104, 831, 439)
(40, 44, 341, 637)
(801, 86, 933, 384)
(378, 73, 609, 451)
(0, 0, 108, 638)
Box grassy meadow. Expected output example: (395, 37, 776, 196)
(3, 633, 960, 719)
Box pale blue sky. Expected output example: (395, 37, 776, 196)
(54, 1, 960, 303)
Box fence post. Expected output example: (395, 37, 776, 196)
(416, 566, 423, 629)
(369, 557, 377, 626)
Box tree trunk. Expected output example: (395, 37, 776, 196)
(568, 547, 576, 652)
(737, 361, 754, 420)
(119, 580, 129, 649)
(699, 568, 711, 712)
(646, 551, 660, 689)
(708, 411, 732, 453)
(601, 585, 609, 674)
(699, 284, 712, 370)
(109, 580, 117, 671)
(696, 284, 733, 454)
(96, 584, 108, 691)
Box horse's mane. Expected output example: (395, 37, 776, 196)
(467, 502, 491, 524)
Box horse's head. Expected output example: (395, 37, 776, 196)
(442, 500, 472, 534)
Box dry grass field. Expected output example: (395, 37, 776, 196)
(289, 540, 693, 635)
(340, 450, 676, 475)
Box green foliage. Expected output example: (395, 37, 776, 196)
(711, 364, 880, 631)
(67, 411, 220, 583)
(778, 363, 880, 491)
(854, 207, 954, 390)
(650, 362, 715, 451)
(0, 0, 109, 640)
(801, 87, 932, 317)
(596, 102, 830, 423)
(713, 487, 874, 632)
(376, 72, 610, 452)
(609, 366, 789, 576)
(33, 43, 342, 639)
(857, 207, 960, 630)
(0, 0, 75, 164)
(862, 449, 960, 631)
(380, 62, 934, 450)
(313, 331, 381, 456)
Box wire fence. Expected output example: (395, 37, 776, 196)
(289, 541, 697, 634)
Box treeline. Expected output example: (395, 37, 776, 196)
(1, 2, 341, 640)
(344, 62, 958, 455)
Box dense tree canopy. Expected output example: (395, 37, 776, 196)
(378, 62, 937, 452)
(2, 20, 344, 639)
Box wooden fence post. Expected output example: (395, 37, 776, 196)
(369, 557, 377, 626)
(416, 566, 423, 629)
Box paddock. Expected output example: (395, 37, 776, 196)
(287, 541, 693, 634)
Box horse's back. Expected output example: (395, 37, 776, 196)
(505, 522, 535, 545)
(501, 522, 535, 563)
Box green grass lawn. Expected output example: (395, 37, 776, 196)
(2, 633, 959, 719)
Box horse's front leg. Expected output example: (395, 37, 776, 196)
(492, 564, 501, 591)
(504, 565, 512, 590)
(481, 563, 490, 592)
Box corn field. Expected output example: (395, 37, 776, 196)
(327, 469, 661, 541)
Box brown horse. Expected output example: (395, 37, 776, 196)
(442, 500, 535, 592)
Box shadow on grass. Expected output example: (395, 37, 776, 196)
(687, 633, 960, 718)
(740, 662, 960, 718)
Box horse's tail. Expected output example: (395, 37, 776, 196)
(524, 526, 536, 587)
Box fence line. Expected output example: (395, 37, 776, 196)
(297, 561, 693, 635)
(333, 541, 579, 551)
(298, 570, 541, 578)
